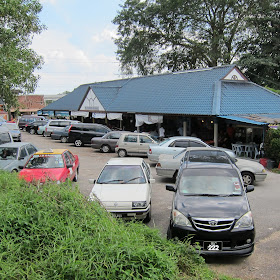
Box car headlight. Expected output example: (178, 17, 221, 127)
(132, 201, 147, 208)
(172, 209, 192, 227)
(234, 211, 253, 229)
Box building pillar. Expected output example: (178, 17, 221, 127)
(183, 121, 187, 136)
(214, 118, 218, 147)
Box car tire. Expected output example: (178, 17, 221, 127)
(143, 203, 151, 223)
(30, 128, 35, 134)
(101, 145, 110, 153)
(74, 139, 83, 147)
(167, 224, 172, 239)
(242, 171, 254, 185)
(118, 149, 127, 157)
(73, 168, 79, 182)
(61, 136, 68, 143)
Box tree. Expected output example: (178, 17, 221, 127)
(238, 0, 280, 89)
(0, 0, 45, 119)
(113, 0, 256, 75)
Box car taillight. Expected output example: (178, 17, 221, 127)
(68, 125, 72, 133)
(149, 148, 152, 154)
(156, 163, 161, 168)
(115, 144, 118, 148)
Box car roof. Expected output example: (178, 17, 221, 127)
(0, 142, 32, 148)
(34, 149, 69, 155)
(120, 132, 150, 136)
(105, 157, 144, 166)
(167, 136, 202, 141)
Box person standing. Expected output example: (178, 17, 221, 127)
(159, 126, 165, 141)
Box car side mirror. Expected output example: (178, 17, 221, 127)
(66, 164, 73, 169)
(166, 184, 176, 192)
(246, 185, 254, 193)
(88, 179, 96, 184)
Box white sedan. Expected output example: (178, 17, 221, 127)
(156, 148, 267, 185)
(89, 158, 154, 222)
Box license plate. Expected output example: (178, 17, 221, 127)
(204, 241, 222, 251)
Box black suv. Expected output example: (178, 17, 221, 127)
(166, 158, 255, 257)
(68, 123, 111, 147)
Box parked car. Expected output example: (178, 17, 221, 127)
(89, 158, 154, 222)
(0, 142, 38, 172)
(166, 160, 255, 256)
(25, 120, 48, 134)
(19, 148, 79, 184)
(68, 123, 111, 147)
(115, 132, 158, 157)
(0, 126, 13, 145)
(37, 122, 49, 136)
(44, 119, 80, 137)
(18, 115, 46, 130)
(51, 125, 71, 143)
(148, 136, 235, 163)
(156, 147, 267, 184)
(1, 122, 21, 141)
(91, 131, 128, 153)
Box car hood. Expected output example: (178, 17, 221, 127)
(19, 168, 64, 183)
(175, 195, 249, 219)
(0, 159, 15, 170)
(91, 183, 149, 202)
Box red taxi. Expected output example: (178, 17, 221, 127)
(19, 149, 79, 184)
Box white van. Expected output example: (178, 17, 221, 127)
(44, 120, 80, 137)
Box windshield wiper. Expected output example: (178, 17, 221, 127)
(99, 179, 124, 184)
(184, 193, 221, 197)
(123, 176, 143, 184)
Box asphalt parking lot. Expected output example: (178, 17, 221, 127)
(21, 131, 280, 280)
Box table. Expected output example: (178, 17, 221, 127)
(232, 143, 258, 158)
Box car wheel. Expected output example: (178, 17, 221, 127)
(242, 172, 254, 185)
(101, 145, 110, 153)
(30, 128, 35, 134)
(73, 168, 79, 182)
(74, 139, 83, 147)
(143, 203, 151, 223)
(61, 136, 68, 143)
(118, 149, 127, 157)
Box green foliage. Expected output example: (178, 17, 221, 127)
(238, 0, 280, 90)
(0, 172, 238, 280)
(113, 0, 257, 75)
(0, 0, 45, 111)
(264, 128, 280, 165)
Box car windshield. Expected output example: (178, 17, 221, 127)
(178, 168, 242, 196)
(97, 165, 146, 184)
(159, 138, 170, 146)
(185, 150, 231, 164)
(25, 154, 64, 169)
(0, 147, 18, 159)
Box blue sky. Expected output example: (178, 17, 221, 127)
(32, 0, 124, 95)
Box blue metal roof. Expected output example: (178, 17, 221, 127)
(41, 65, 280, 122)
(219, 115, 267, 125)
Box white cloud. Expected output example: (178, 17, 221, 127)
(32, 29, 120, 95)
(91, 27, 117, 44)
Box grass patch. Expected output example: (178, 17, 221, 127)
(271, 168, 280, 174)
(0, 171, 238, 279)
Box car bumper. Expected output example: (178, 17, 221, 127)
(51, 135, 61, 140)
(108, 205, 151, 220)
(147, 153, 159, 162)
(170, 223, 255, 257)
(156, 166, 175, 178)
(91, 143, 101, 149)
(254, 173, 267, 182)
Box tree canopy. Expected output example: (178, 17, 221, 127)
(238, 0, 280, 89)
(0, 0, 45, 113)
(113, 0, 279, 89)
